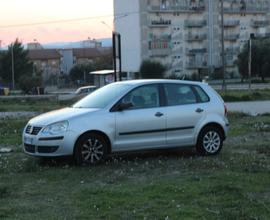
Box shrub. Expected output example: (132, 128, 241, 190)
(241, 94, 252, 101)
(19, 75, 43, 94)
(139, 60, 167, 79)
(221, 94, 240, 102)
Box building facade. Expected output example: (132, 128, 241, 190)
(114, 0, 270, 79)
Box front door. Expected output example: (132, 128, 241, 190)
(115, 84, 166, 150)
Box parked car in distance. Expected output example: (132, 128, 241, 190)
(75, 85, 99, 95)
(22, 79, 229, 166)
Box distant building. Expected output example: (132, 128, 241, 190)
(82, 39, 102, 48)
(28, 42, 42, 50)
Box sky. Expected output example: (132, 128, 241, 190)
(0, 0, 114, 47)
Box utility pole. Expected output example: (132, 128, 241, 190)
(221, 0, 226, 91)
(248, 36, 252, 94)
(11, 44, 15, 92)
(83, 41, 86, 85)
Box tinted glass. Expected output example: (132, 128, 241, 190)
(122, 84, 159, 109)
(194, 86, 209, 102)
(164, 84, 197, 106)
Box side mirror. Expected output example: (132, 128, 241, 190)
(118, 102, 133, 111)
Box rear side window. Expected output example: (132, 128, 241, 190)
(194, 86, 209, 102)
(164, 84, 197, 106)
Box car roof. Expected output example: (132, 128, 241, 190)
(112, 79, 207, 86)
(78, 86, 98, 89)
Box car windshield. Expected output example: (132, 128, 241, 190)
(72, 83, 132, 108)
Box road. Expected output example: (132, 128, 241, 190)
(226, 100, 270, 115)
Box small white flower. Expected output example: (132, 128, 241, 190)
(81, 181, 84, 184)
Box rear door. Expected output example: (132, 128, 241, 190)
(163, 83, 207, 145)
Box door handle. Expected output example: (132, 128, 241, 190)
(196, 108, 204, 113)
(155, 112, 164, 117)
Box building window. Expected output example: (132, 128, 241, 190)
(41, 61, 46, 67)
(52, 61, 56, 65)
(73, 58, 77, 64)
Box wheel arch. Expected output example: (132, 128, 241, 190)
(197, 122, 225, 145)
(73, 130, 112, 156)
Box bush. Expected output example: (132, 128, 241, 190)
(221, 94, 240, 102)
(241, 94, 252, 101)
(139, 60, 167, 79)
(19, 75, 43, 94)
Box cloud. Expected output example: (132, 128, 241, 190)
(38, 27, 48, 35)
(54, 28, 64, 35)
(70, 30, 81, 36)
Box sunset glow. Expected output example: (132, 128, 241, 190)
(0, 0, 114, 46)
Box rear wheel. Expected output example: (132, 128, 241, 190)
(196, 126, 223, 156)
(74, 133, 107, 166)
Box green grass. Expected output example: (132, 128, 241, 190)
(0, 97, 79, 112)
(217, 88, 270, 102)
(0, 112, 270, 219)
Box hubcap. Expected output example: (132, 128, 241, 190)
(81, 139, 103, 163)
(203, 131, 221, 153)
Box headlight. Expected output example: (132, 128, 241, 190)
(43, 121, 68, 135)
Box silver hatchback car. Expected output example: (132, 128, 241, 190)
(22, 79, 229, 165)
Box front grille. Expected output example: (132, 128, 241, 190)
(38, 146, 59, 153)
(24, 144, 35, 153)
(26, 125, 42, 135)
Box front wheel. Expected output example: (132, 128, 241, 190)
(74, 133, 107, 166)
(196, 126, 223, 156)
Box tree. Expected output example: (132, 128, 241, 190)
(236, 38, 270, 82)
(139, 60, 167, 79)
(0, 38, 33, 84)
(94, 48, 113, 70)
(69, 63, 96, 84)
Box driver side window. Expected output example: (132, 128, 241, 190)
(122, 84, 159, 109)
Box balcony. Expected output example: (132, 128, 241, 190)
(221, 7, 269, 13)
(219, 60, 236, 67)
(184, 20, 207, 27)
(219, 20, 240, 26)
(186, 61, 208, 68)
(185, 34, 207, 41)
(149, 34, 171, 41)
(186, 48, 207, 54)
(250, 20, 270, 27)
(219, 33, 240, 40)
(148, 49, 172, 56)
(148, 19, 171, 27)
(252, 33, 270, 39)
(148, 5, 205, 13)
(219, 47, 240, 53)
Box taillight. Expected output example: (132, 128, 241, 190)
(223, 103, 227, 117)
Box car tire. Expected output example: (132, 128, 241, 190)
(74, 133, 107, 166)
(196, 126, 223, 156)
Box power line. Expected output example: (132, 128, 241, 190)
(0, 15, 114, 28)
(0, 11, 141, 29)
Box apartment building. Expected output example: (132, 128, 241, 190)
(114, 0, 270, 78)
